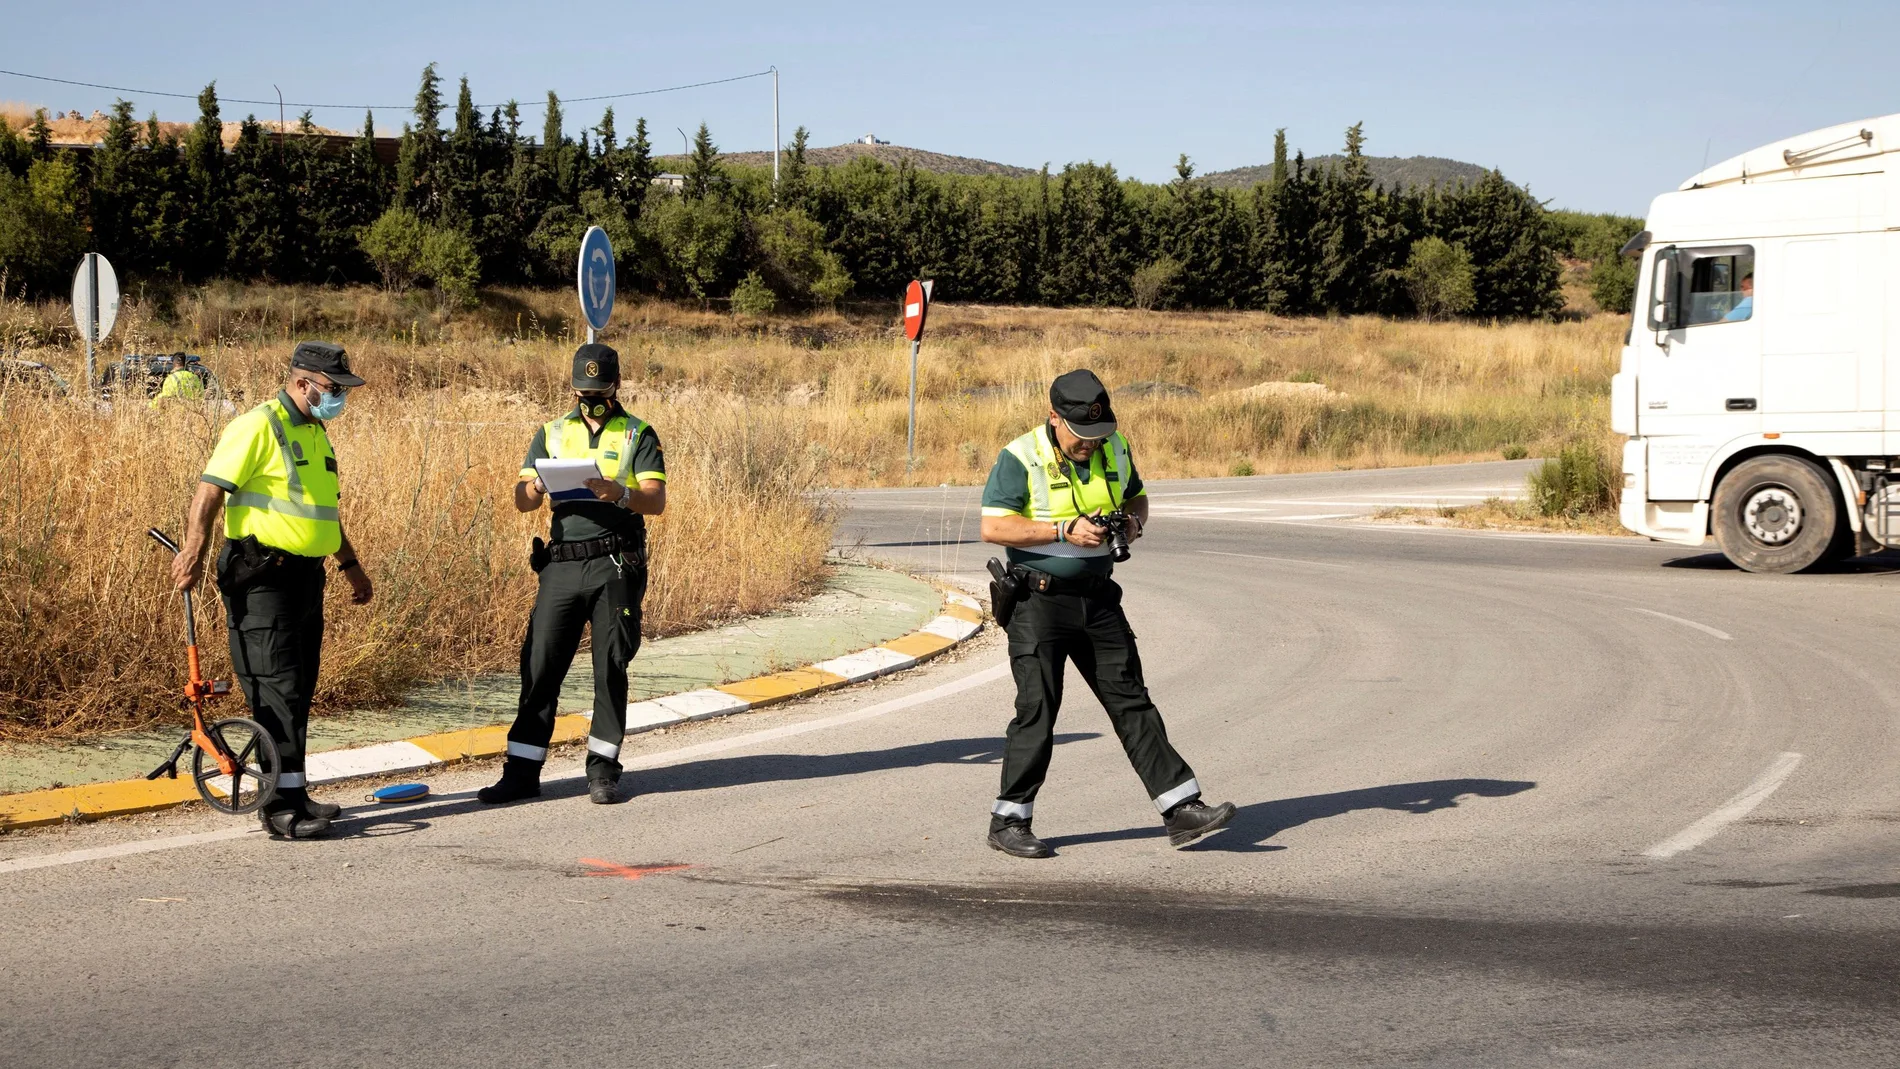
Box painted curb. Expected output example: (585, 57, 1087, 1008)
(0, 590, 986, 831)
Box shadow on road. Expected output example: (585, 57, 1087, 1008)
(1042, 777, 1537, 854)
(1664, 550, 1900, 574)
(639, 733, 1101, 796)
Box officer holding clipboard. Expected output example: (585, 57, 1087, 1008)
(480, 343, 666, 806)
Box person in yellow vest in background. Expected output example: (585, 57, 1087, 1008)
(149, 353, 205, 408)
(171, 341, 373, 840)
(978, 369, 1236, 858)
(481, 343, 666, 807)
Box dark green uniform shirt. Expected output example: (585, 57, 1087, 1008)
(980, 425, 1145, 578)
(521, 403, 666, 544)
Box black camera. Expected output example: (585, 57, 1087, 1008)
(1088, 511, 1133, 562)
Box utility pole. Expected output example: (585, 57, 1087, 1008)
(770, 66, 780, 193)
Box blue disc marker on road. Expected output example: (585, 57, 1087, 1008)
(372, 783, 429, 803)
(577, 225, 616, 333)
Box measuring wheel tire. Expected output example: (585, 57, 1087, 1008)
(191, 717, 282, 815)
(1712, 455, 1842, 574)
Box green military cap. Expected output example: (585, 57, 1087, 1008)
(572, 343, 620, 390)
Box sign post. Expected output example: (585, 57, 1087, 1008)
(70, 253, 120, 394)
(576, 226, 616, 343)
(903, 279, 932, 468)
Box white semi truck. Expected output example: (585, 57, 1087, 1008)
(1615, 113, 1900, 572)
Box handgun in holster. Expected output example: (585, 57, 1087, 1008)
(986, 558, 1022, 629)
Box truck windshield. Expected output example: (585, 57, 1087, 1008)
(1681, 246, 1754, 326)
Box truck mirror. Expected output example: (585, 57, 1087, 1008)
(1647, 247, 1679, 335)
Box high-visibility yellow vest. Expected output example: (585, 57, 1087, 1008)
(149, 368, 206, 407)
(222, 397, 341, 557)
(1001, 425, 1132, 525)
(542, 412, 651, 486)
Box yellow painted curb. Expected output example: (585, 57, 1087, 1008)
(1, 581, 986, 831)
(883, 631, 956, 658)
(716, 667, 847, 708)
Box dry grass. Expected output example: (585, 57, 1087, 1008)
(1373, 500, 1629, 536)
(1, 283, 1627, 738)
(0, 324, 833, 741)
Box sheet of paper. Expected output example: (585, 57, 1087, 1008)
(535, 458, 606, 501)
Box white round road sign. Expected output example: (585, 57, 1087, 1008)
(577, 226, 616, 332)
(71, 253, 120, 343)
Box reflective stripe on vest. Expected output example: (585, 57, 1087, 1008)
(1001, 427, 1131, 524)
(228, 402, 340, 523)
(544, 412, 649, 485)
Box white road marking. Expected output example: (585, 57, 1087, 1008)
(1197, 550, 1351, 569)
(0, 662, 1013, 876)
(1628, 608, 1733, 641)
(1643, 752, 1804, 859)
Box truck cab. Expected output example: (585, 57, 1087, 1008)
(1615, 114, 1900, 572)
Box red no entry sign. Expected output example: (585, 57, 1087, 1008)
(903, 279, 930, 341)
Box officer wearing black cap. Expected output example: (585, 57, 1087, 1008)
(172, 341, 373, 840)
(978, 369, 1236, 858)
(480, 343, 666, 806)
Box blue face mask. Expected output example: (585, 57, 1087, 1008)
(309, 385, 346, 421)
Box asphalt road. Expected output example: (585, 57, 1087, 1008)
(5, 460, 1899, 1068)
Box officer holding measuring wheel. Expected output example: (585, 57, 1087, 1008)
(480, 343, 665, 807)
(171, 341, 373, 841)
(979, 369, 1235, 858)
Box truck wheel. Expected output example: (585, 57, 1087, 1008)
(1711, 455, 1841, 573)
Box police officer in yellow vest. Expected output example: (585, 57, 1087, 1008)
(172, 341, 373, 840)
(480, 343, 666, 806)
(979, 369, 1235, 858)
(149, 353, 206, 408)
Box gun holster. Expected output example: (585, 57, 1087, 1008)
(986, 558, 1022, 629)
(529, 536, 551, 574)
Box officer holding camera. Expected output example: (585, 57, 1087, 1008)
(979, 369, 1235, 858)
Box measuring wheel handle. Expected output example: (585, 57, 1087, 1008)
(190, 716, 283, 815)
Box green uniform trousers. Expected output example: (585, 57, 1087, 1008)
(992, 577, 1200, 830)
(505, 552, 646, 774)
(218, 545, 326, 790)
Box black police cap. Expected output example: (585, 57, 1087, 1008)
(573, 343, 620, 390)
(1050, 368, 1116, 438)
(290, 340, 364, 387)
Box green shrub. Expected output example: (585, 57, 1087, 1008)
(1528, 440, 1618, 517)
(1229, 458, 1255, 477)
(730, 271, 777, 317)
(1403, 236, 1477, 321)
(1588, 255, 1638, 315)
(1131, 256, 1183, 311)
(1501, 443, 1529, 460)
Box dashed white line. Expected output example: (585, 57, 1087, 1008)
(1628, 608, 1733, 641)
(1643, 752, 1804, 859)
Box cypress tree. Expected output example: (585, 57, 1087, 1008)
(26, 109, 53, 159)
(225, 116, 284, 278)
(1270, 128, 1288, 190)
(90, 100, 139, 260)
(397, 63, 444, 217)
(684, 122, 721, 201)
(183, 84, 226, 278)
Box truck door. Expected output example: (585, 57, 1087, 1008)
(1640, 244, 1760, 498)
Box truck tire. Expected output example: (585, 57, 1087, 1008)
(1711, 455, 1841, 573)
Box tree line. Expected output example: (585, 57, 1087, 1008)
(0, 65, 1617, 319)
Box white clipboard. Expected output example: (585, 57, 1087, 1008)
(535, 458, 605, 501)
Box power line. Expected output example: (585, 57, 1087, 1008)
(0, 66, 773, 113)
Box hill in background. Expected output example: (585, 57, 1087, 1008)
(1199, 155, 1492, 191)
(665, 141, 1038, 178)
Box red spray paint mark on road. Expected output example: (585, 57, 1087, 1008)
(578, 859, 693, 881)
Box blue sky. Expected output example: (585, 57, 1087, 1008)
(3, 0, 1891, 214)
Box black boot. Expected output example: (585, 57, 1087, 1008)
(276, 786, 341, 821)
(259, 806, 331, 840)
(987, 823, 1054, 858)
(1164, 799, 1237, 847)
(477, 757, 543, 804)
(586, 754, 624, 805)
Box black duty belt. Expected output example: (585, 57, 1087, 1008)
(547, 533, 644, 564)
(1015, 567, 1109, 597)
